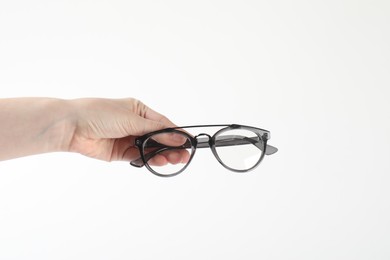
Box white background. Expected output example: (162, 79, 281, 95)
(1, 0, 389, 259)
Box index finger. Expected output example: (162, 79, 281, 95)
(144, 106, 176, 128)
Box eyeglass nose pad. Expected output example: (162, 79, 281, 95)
(194, 133, 212, 148)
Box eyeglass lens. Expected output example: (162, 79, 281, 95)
(213, 128, 263, 171)
(143, 131, 193, 176)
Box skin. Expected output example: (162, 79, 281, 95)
(0, 97, 190, 166)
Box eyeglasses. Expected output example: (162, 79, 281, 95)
(130, 124, 278, 177)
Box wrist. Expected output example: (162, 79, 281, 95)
(0, 97, 78, 160)
(56, 98, 79, 153)
(39, 98, 78, 154)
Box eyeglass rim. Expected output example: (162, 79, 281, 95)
(142, 130, 196, 177)
(209, 125, 267, 173)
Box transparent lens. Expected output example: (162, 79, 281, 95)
(143, 131, 193, 176)
(214, 129, 263, 171)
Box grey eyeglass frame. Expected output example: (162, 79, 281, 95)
(130, 124, 278, 177)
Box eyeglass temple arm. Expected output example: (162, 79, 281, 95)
(130, 135, 278, 168)
(196, 135, 278, 155)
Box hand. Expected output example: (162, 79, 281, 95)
(68, 98, 190, 164)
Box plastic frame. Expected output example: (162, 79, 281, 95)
(130, 124, 278, 177)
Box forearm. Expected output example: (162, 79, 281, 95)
(0, 98, 75, 160)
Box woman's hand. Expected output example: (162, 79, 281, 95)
(0, 97, 190, 166)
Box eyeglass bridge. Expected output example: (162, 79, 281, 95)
(194, 133, 212, 148)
